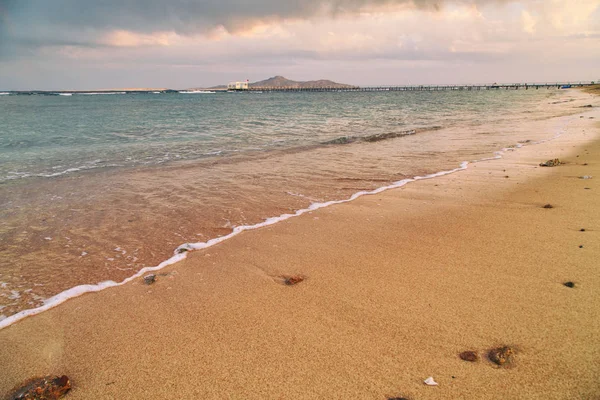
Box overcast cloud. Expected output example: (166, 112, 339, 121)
(0, 0, 598, 89)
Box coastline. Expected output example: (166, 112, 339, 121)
(1, 96, 599, 398)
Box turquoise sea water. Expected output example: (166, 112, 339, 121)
(0, 89, 583, 320)
(0, 90, 560, 182)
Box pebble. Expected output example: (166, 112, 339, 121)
(542, 204, 554, 209)
(488, 346, 515, 366)
(7, 375, 71, 400)
(459, 351, 479, 362)
(564, 281, 575, 288)
(284, 275, 305, 286)
(143, 274, 156, 285)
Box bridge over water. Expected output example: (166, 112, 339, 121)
(247, 82, 596, 93)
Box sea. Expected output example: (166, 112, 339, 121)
(0, 88, 589, 325)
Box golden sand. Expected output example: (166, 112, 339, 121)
(0, 98, 599, 399)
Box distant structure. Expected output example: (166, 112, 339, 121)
(227, 80, 249, 91)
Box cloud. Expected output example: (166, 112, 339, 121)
(0, 0, 511, 50)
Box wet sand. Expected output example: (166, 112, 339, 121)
(1, 102, 599, 399)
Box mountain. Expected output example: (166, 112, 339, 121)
(249, 76, 354, 88)
(200, 76, 354, 90)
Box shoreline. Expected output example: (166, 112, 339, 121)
(0, 95, 598, 398)
(0, 109, 579, 331)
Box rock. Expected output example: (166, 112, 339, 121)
(581, 104, 593, 108)
(539, 158, 561, 167)
(459, 351, 479, 362)
(143, 274, 156, 285)
(488, 346, 515, 366)
(7, 375, 71, 400)
(580, 228, 586, 232)
(542, 204, 554, 209)
(579, 245, 584, 248)
(564, 281, 575, 288)
(283, 275, 304, 286)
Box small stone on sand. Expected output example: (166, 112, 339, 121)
(564, 281, 575, 288)
(459, 351, 479, 362)
(539, 158, 561, 167)
(7, 375, 71, 400)
(488, 346, 515, 366)
(143, 274, 156, 285)
(579, 245, 584, 248)
(543, 204, 554, 209)
(580, 228, 586, 232)
(284, 275, 304, 286)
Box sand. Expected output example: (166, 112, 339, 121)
(1, 96, 599, 399)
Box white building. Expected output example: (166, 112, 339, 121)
(227, 81, 249, 90)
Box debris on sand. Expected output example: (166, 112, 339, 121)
(7, 375, 71, 400)
(539, 159, 561, 167)
(563, 281, 575, 288)
(542, 204, 554, 209)
(283, 275, 305, 286)
(459, 351, 479, 362)
(579, 175, 593, 180)
(488, 346, 515, 367)
(143, 274, 156, 285)
(423, 377, 439, 386)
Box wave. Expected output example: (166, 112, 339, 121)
(179, 90, 216, 94)
(322, 127, 442, 146)
(57, 93, 73, 96)
(0, 92, 10, 95)
(0, 116, 572, 330)
(79, 92, 126, 95)
(2, 162, 122, 183)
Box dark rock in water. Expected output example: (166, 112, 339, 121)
(539, 158, 561, 167)
(143, 274, 156, 285)
(564, 281, 575, 288)
(323, 136, 355, 145)
(459, 351, 479, 362)
(488, 346, 515, 366)
(283, 275, 304, 286)
(542, 204, 554, 209)
(7, 375, 71, 400)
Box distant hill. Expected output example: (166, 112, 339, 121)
(199, 76, 354, 90)
(250, 76, 354, 88)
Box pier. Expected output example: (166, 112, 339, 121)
(247, 82, 596, 93)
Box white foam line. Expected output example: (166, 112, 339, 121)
(0, 117, 574, 330)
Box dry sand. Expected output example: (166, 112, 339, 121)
(1, 98, 599, 399)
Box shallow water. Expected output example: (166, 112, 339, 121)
(0, 88, 589, 320)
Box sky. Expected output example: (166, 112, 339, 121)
(0, 0, 599, 90)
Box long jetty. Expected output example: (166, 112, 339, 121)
(247, 82, 596, 92)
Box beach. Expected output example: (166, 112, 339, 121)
(0, 90, 598, 399)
